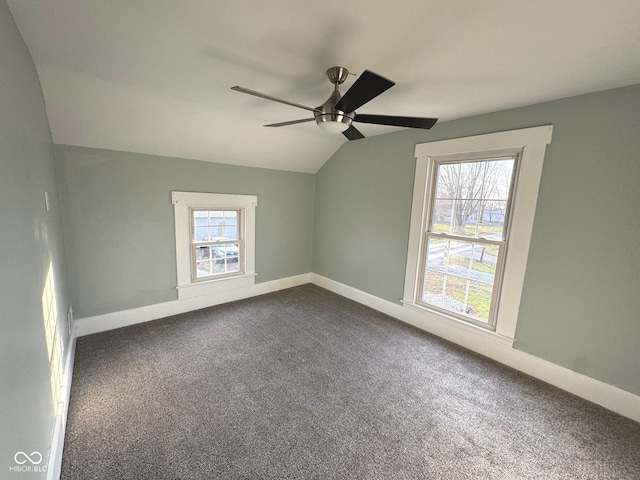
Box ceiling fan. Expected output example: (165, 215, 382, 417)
(231, 66, 438, 140)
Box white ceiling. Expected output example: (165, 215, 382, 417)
(8, 0, 640, 173)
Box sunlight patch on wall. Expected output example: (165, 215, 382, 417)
(42, 261, 63, 415)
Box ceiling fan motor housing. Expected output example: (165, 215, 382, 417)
(314, 69, 354, 132)
(325, 66, 350, 85)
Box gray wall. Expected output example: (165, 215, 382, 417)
(313, 84, 640, 396)
(55, 145, 315, 319)
(0, 1, 71, 476)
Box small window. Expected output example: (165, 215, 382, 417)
(191, 209, 241, 280)
(172, 192, 257, 299)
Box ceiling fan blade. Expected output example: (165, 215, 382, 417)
(264, 118, 315, 127)
(354, 114, 438, 129)
(231, 86, 320, 113)
(334, 70, 395, 113)
(343, 125, 365, 141)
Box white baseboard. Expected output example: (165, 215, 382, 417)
(310, 273, 640, 423)
(74, 273, 312, 337)
(46, 334, 76, 480)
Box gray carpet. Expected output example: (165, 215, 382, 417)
(61, 284, 640, 479)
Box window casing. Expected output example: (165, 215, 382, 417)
(403, 126, 553, 344)
(172, 192, 257, 299)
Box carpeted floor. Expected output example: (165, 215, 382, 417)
(61, 284, 640, 479)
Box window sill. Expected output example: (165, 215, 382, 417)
(401, 301, 515, 348)
(177, 273, 257, 300)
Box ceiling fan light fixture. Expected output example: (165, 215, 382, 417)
(314, 112, 353, 133)
(317, 119, 350, 133)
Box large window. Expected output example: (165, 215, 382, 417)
(403, 126, 553, 343)
(421, 153, 518, 328)
(172, 192, 257, 299)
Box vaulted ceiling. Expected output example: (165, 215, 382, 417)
(8, 0, 640, 173)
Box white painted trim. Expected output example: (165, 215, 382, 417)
(172, 191, 258, 297)
(46, 334, 76, 480)
(404, 155, 431, 307)
(414, 125, 553, 158)
(177, 273, 257, 299)
(74, 273, 312, 337)
(171, 191, 258, 207)
(401, 301, 515, 348)
(310, 273, 640, 423)
(496, 142, 547, 338)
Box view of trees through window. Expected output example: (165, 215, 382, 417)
(422, 157, 516, 325)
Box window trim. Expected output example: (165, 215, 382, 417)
(172, 192, 257, 300)
(403, 126, 553, 343)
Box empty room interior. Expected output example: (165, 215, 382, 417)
(2, 1, 640, 478)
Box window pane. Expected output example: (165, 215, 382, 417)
(466, 279, 494, 322)
(431, 158, 514, 238)
(422, 236, 500, 324)
(424, 271, 464, 314)
(194, 243, 240, 279)
(193, 210, 239, 242)
(221, 211, 238, 238)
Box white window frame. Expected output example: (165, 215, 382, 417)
(189, 208, 243, 282)
(172, 191, 257, 299)
(403, 126, 553, 346)
(418, 150, 521, 329)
